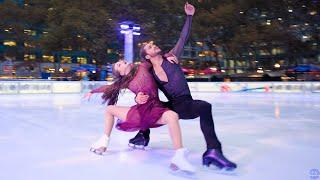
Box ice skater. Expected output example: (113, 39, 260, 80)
(129, 2, 237, 172)
(83, 59, 195, 174)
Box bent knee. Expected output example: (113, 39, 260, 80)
(165, 110, 179, 121)
(201, 101, 212, 109)
(105, 105, 115, 114)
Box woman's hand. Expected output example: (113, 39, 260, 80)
(135, 92, 149, 104)
(82, 92, 93, 101)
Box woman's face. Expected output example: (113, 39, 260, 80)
(114, 60, 132, 76)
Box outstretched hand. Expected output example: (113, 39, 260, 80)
(185, 2, 195, 16)
(82, 92, 93, 101)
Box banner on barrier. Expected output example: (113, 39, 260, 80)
(19, 82, 52, 94)
(194, 82, 220, 92)
(244, 83, 272, 92)
(52, 82, 81, 93)
(217, 82, 246, 92)
(312, 83, 320, 93)
(81, 81, 110, 93)
(272, 83, 307, 93)
(0, 81, 319, 94)
(0, 82, 19, 94)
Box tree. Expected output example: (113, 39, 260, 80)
(191, 0, 318, 72)
(40, 0, 117, 64)
(0, 1, 26, 60)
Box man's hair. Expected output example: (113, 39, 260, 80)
(139, 42, 148, 61)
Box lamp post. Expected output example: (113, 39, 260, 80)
(119, 21, 141, 63)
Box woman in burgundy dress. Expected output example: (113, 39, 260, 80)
(84, 59, 195, 173)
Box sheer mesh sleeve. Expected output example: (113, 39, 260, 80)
(128, 61, 158, 98)
(168, 15, 192, 59)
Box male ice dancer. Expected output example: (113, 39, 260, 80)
(129, 2, 237, 171)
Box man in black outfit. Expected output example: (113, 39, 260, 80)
(129, 2, 237, 171)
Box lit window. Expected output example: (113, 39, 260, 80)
(30, 55, 36, 60)
(61, 56, 72, 63)
(107, 49, 113, 54)
(77, 57, 87, 64)
(62, 47, 72, 51)
(3, 41, 16, 46)
(24, 29, 36, 36)
(310, 11, 317, 16)
(24, 54, 29, 60)
(196, 42, 203, 46)
(198, 53, 205, 57)
(24, 54, 36, 61)
(43, 55, 55, 62)
(236, 60, 246, 67)
(24, 42, 35, 48)
(259, 50, 270, 55)
(272, 48, 284, 55)
(229, 60, 235, 68)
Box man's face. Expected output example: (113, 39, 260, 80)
(143, 41, 162, 59)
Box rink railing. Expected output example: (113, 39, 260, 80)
(0, 81, 319, 94)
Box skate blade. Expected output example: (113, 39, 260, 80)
(169, 164, 197, 179)
(202, 165, 238, 176)
(128, 143, 147, 150)
(90, 148, 106, 156)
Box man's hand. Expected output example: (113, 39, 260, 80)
(164, 53, 179, 64)
(185, 2, 195, 16)
(135, 92, 149, 104)
(82, 92, 93, 101)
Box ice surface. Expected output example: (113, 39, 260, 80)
(0, 92, 319, 180)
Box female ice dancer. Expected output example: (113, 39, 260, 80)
(83, 59, 195, 174)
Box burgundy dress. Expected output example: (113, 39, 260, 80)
(91, 61, 169, 132)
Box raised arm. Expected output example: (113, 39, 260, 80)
(168, 2, 195, 59)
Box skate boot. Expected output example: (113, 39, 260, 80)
(90, 134, 109, 155)
(128, 129, 150, 149)
(202, 149, 237, 173)
(170, 148, 196, 176)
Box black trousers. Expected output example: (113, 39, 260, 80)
(139, 95, 222, 150)
(165, 95, 222, 150)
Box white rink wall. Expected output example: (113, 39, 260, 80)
(0, 81, 320, 94)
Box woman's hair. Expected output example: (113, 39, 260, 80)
(101, 61, 138, 105)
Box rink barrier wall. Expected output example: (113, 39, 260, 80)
(0, 81, 319, 94)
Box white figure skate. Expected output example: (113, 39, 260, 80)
(90, 134, 109, 155)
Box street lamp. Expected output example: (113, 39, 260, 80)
(119, 21, 141, 63)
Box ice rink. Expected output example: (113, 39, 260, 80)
(0, 92, 319, 180)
